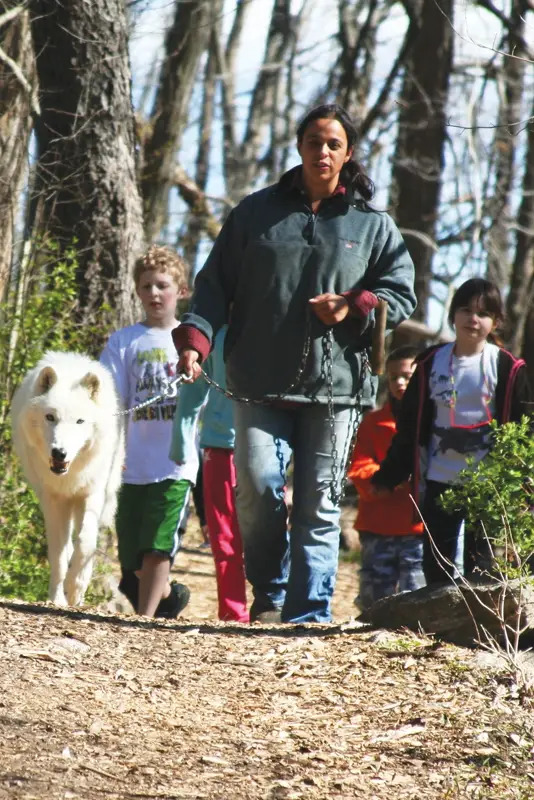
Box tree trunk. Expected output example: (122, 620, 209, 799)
(0, 4, 35, 302)
(141, 0, 213, 242)
(221, 0, 296, 202)
(29, 0, 144, 325)
(335, 0, 390, 116)
(506, 94, 534, 374)
(389, 0, 454, 322)
(179, 5, 222, 270)
(485, 0, 528, 290)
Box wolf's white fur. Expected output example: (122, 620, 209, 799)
(10, 351, 125, 606)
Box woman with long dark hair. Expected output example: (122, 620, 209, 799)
(173, 103, 417, 623)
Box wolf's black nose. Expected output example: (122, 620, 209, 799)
(51, 447, 67, 462)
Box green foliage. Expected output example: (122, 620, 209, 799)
(0, 471, 49, 600)
(0, 244, 110, 417)
(440, 417, 534, 576)
(0, 244, 115, 602)
(84, 559, 114, 606)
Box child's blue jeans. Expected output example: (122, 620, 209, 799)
(357, 532, 425, 611)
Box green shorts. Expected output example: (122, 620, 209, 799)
(116, 479, 191, 571)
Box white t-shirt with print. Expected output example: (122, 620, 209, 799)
(427, 342, 499, 485)
(101, 322, 198, 485)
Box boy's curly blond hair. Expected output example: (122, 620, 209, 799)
(133, 245, 190, 290)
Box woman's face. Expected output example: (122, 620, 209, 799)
(297, 117, 353, 192)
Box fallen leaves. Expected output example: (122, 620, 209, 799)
(1, 585, 534, 799)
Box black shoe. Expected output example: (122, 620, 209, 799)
(118, 570, 139, 611)
(155, 582, 190, 619)
(251, 609, 282, 623)
(249, 601, 282, 623)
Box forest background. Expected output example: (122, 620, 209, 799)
(0, 0, 533, 599)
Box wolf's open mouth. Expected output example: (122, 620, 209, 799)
(50, 459, 69, 475)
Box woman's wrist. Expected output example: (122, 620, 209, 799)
(341, 289, 379, 318)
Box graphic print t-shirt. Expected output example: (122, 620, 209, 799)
(101, 322, 198, 484)
(427, 342, 499, 485)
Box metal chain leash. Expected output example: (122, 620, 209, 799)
(320, 329, 368, 504)
(197, 321, 370, 505)
(198, 316, 313, 407)
(115, 374, 186, 417)
(113, 325, 370, 505)
(112, 319, 312, 418)
(321, 328, 339, 502)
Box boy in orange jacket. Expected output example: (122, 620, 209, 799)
(348, 345, 425, 610)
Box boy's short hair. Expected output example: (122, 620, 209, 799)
(386, 345, 420, 366)
(133, 245, 190, 290)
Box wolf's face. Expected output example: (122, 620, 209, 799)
(30, 367, 103, 475)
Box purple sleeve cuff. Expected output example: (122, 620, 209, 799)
(341, 289, 379, 318)
(171, 325, 211, 363)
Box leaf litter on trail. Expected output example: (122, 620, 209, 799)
(1, 525, 534, 799)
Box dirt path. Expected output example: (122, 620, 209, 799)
(1, 510, 534, 799)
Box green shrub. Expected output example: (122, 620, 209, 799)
(0, 470, 48, 600)
(440, 417, 534, 578)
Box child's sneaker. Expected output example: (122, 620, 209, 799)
(118, 570, 139, 611)
(155, 582, 190, 619)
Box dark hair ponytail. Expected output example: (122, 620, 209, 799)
(296, 103, 374, 202)
(340, 159, 375, 202)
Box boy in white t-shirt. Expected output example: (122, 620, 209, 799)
(101, 246, 197, 617)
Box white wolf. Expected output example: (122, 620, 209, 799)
(10, 351, 125, 606)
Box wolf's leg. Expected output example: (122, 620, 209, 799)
(42, 495, 72, 606)
(65, 498, 100, 606)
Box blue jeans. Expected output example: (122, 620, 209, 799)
(357, 532, 425, 611)
(234, 402, 356, 623)
(422, 480, 492, 585)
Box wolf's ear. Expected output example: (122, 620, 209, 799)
(36, 366, 58, 394)
(80, 372, 100, 401)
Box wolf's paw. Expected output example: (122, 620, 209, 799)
(65, 577, 86, 607)
(64, 568, 86, 605)
(48, 589, 68, 607)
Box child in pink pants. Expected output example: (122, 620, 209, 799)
(170, 326, 249, 622)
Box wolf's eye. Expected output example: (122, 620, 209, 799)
(45, 413, 55, 422)
(76, 419, 84, 425)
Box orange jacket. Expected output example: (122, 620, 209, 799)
(347, 402, 423, 536)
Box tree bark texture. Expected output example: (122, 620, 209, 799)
(29, 0, 144, 325)
(0, 5, 35, 302)
(179, 3, 222, 269)
(389, 0, 454, 322)
(506, 93, 534, 374)
(485, 0, 529, 290)
(220, 0, 296, 202)
(335, 0, 388, 117)
(141, 0, 213, 243)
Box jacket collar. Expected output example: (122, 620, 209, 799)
(276, 165, 355, 204)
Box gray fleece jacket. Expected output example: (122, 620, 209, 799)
(181, 166, 417, 406)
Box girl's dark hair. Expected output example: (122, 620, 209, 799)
(296, 103, 374, 201)
(448, 278, 504, 344)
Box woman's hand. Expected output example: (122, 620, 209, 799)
(177, 348, 202, 382)
(309, 293, 350, 325)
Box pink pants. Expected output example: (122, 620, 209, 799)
(203, 447, 249, 622)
